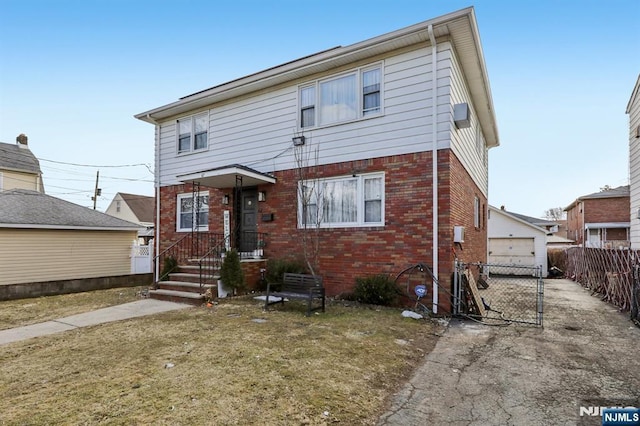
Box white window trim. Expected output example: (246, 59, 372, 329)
(176, 112, 209, 155)
(176, 191, 210, 232)
(474, 196, 481, 229)
(297, 172, 385, 229)
(298, 63, 383, 130)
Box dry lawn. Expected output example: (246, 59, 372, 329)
(0, 289, 444, 425)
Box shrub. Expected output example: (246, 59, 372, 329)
(353, 274, 398, 306)
(220, 249, 245, 292)
(160, 256, 178, 281)
(265, 258, 306, 291)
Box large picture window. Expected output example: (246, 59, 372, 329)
(177, 192, 209, 232)
(177, 113, 208, 154)
(299, 64, 382, 129)
(298, 173, 384, 228)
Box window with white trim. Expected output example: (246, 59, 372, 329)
(299, 65, 382, 129)
(177, 192, 209, 232)
(177, 113, 208, 153)
(473, 196, 481, 229)
(298, 173, 384, 228)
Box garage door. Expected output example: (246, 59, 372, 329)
(488, 238, 535, 267)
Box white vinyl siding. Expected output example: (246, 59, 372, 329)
(629, 81, 640, 247)
(0, 229, 137, 286)
(156, 44, 454, 187)
(0, 170, 39, 192)
(298, 173, 384, 228)
(446, 45, 489, 197)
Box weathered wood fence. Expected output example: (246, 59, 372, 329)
(564, 247, 640, 325)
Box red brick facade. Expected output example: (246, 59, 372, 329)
(158, 149, 487, 312)
(565, 196, 630, 245)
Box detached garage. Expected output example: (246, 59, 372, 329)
(0, 189, 145, 299)
(488, 206, 549, 277)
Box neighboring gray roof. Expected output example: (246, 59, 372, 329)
(119, 193, 155, 223)
(0, 142, 41, 174)
(488, 205, 549, 234)
(0, 189, 140, 230)
(503, 210, 557, 228)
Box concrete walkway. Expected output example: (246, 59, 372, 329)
(0, 299, 191, 346)
(378, 279, 640, 426)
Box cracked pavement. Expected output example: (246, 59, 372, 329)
(378, 279, 640, 425)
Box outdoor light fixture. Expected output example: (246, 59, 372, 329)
(258, 191, 266, 202)
(222, 194, 230, 205)
(292, 135, 306, 146)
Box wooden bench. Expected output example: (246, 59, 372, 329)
(264, 273, 325, 316)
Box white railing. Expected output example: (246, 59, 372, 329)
(131, 240, 153, 274)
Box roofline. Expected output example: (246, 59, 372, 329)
(626, 74, 640, 114)
(488, 205, 550, 234)
(135, 7, 498, 147)
(0, 224, 141, 231)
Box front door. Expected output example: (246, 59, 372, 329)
(237, 188, 258, 252)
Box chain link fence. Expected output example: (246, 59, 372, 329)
(454, 261, 543, 326)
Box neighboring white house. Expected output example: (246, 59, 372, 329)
(105, 192, 155, 243)
(627, 74, 640, 248)
(487, 205, 548, 277)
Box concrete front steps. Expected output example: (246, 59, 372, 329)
(149, 262, 219, 306)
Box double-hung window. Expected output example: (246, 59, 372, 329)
(299, 64, 382, 129)
(177, 192, 209, 232)
(299, 173, 384, 228)
(178, 113, 208, 154)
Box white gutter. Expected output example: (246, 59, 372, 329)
(428, 24, 439, 314)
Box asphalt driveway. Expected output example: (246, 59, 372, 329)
(379, 279, 640, 426)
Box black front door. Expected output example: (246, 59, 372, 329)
(237, 188, 258, 252)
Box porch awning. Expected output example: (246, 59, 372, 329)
(584, 222, 630, 230)
(177, 164, 276, 189)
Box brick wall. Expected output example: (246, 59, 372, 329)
(158, 149, 487, 313)
(584, 197, 630, 223)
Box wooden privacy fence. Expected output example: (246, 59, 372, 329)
(565, 247, 635, 313)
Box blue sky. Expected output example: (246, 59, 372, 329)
(1, 0, 638, 216)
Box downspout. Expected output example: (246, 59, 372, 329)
(147, 113, 161, 282)
(428, 24, 439, 314)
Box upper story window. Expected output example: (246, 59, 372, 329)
(177, 192, 209, 232)
(298, 172, 384, 228)
(474, 196, 481, 229)
(300, 65, 382, 129)
(178, 113, 208, 154)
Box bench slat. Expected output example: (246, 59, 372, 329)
(264, 273, 325, 316)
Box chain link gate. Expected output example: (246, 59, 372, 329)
(454, 261, 544, 326)
(632, 265, 640, 327)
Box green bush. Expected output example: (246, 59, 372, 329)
(353, 274, 398, 306)
(160, 256, 178, 281)
(265, 258, 306, 291)
(220, 249, 245, 292)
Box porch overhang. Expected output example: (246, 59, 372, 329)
(177, 164, 276, 189)
(585, 222, 630, 230)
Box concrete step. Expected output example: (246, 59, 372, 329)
(169, 272, 219, 283)
(149, 289, 205, 306)
(156, 281, 215, 294)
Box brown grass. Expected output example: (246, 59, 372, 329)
(0, 290, 443, 425)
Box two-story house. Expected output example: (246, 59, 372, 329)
(628, 74, 640, 248)
(135, 7, 499, 312)
(0, 134, 44, 193)
(564, 186, 630, 248)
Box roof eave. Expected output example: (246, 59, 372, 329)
(134, 7, 498, 147)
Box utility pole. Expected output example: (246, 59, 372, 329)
(91, 170, 101, 210)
